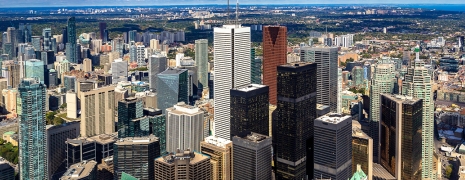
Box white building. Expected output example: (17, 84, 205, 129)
(166, 102, 204, 153)
(213, 25, 251, 140)
(136, 45, 146, 66)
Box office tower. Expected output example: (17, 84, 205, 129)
(150, 39, 159, 50)
(47, 69, 57, 88)
(352, 122, 373, 180)
(195, 39, 208, 91)
(42, 28, 52, 51)
(47, 122, 80, 179)
(251, 57, 262, 84)
(6, 27, 16, 57)
(83, 58, 92, 72)
(200, 136, 233, 180)
(154, 149, 211, 180)
(51, 37, 57, 53)
(263, 26, 287, 105)
(66, 137, 96, 167)
(111, 59, 128, 82)
(31, 36, 41, 51)
(300, 47, 338, 112)
(232, 132, 272, 180)
(157, 68, 188, 114)
(117, 97, 145, 138)
(401, 47, 433, 179)
(351, 66, 364, 87)
(166, 102, 204, 153)
(61, 160, 97, 179)
(380, 94, 422, 179)
(99, 22, 107, 39)
(2, 60, 20, 88)
(337, 68, 342, 113)
(136, 45, 146, 66)
(18, 78, 48, 179)
(67, 17, 77, 63)
(369, 58, 396, 161)
(80, 86, 115, 137)
(90, 134, 117, 165)
(230, 84, 269, 138)
(63, 75, 76, 92)
(313, 114, 352, 179)
(273, 62, 317, 179)
(128, 30, 137, 42)
(25, 59, 45, 83)
(62, 27, 68, 44)
(2, 43, 14, 60)
(144, 108, 167, 154)
(111, 38, 124, 58)
(114, 135, 160, 180)
(148, 54, 167, 90)
(0, 158, 15, 180)
(213, 25, 251, 140)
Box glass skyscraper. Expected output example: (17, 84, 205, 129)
(144, 108, 167, 155)
(117, 97, 144, 138)
(195, 39, 208, 91)
(156, 68, 188, 114)
(67, 17, 77, 63)
(18, 78, 48, 180)
(25, 59, 45, 83)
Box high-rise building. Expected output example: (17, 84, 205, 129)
(251, 57, 262, 84)
(67, 17, 77, 63)
(144, 108, 167, 154)
(157, 68, 188, 114)
(150, 39, 159, 50)
(380, 94, 422, 179)
(60, 160, 97, 180)
(128, 30, 137, 43)
(232, 132, 272, 180)
(46, 122, 80, 179)
(18, 78, 48, 179)
(99, 22, 107, 40)
(117, 97, 144, 138)
(66, 137, 97, 167)
(6, 27, 17, 57)
(148, 54, 167, 90)
(0, 158, 15, 180)
(200, 136, 233, 180)
(114, 135, 160, 180)
(262, 26, 287, 105)
(314, 113, 352, 179)
(25, 59, 45, 83)
(80, 86, 115, 137)
(213, 25, 251, 140)
(42, 28, 52, 51)
(230, 84, 269, 138)
(369, 57, 396, 161)
(136, 45, 146, 66)
(352, 121, 373, 180)
(351, 66, 364, 87)
(300, 46, 339, 112)
(195, 39, 209, 91)
(273, 62, 317, 179)
(154, 149, 211, 180)
(2, 60, 21, 88)
(401, 47, 433, 179)
(166, 102, 204, 153)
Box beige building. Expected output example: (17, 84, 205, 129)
(150, 39, 160, 50)
(154, 149, 211, 180)
(2, 60, 20, 88)
(60, 160, 97, 180)
(200, 136, 232, 180)
(80, 86, 116, 137)
(66, 91, 78, 119)
(2, 88, 17, 117)
(83, 58, 92, 72)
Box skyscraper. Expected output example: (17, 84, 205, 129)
(2, 60, 21, 88)
(380, 94, 422, 179)
(352, 121, 373, 180)
(195, 39, 209, 91)
(46, 122, 80, 179)
(300, 46, 339, 112)
(99, 22, 107, 40)
(200, 136, 233, 180)
(165, 102, 204, 153)
(113, 135, 160, 180)
(0, 159, 15, 180)
(369, 57, 396, 161)
(42, 28, 52, 51)
(25, 59, 45, 83)
(80, 86, 115, 137)
(232, 132, 272, 180)
(273, 62, 317, 179)
(157, 68, 188, 114)
(148, 54, 167, 90)
(230, 84, 269, 138)
(67, 17, 77, 63)
(313, 113, 352, 179)
(136, 45, 146, 66)
(117, 97, 145, 138)
(18, 78, 48, 179)
(401, 47, 434, 179)
(251, 56, 262, 84)
(213, 25, 251, 140)
(144, 108, 167, 154)
(262, 26, 287, 105)
(154, 149, 211, 180)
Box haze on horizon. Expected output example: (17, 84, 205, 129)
(0, 0, 464, 7)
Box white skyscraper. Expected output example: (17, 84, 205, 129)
(136, 45, 146, 66)
(213, 25, 251, 140)
(166, 102, 204, 153)
(337, 68, 342, 114)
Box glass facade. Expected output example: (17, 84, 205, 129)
(195, 39, 208, 91)
(18, 79, 48, 180)
(25, 59, 45, 83)
(273, 63, 317, 179)
(117, 98, 144, 138)
(156, 68, 188, 114)
(148, 114, 166, 155)
(67, 17, 77, 63)
(251, 57, 262, 85)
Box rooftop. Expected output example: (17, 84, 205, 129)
(203, 136, 232, 148)
(156, 149, 210, 165)
(89, 133, 118, 145)
(167, 102, 201, 115)
(231, 84, 267, 92)
(381, 93, 420, 105)
(159, 68, 187, 75)
(316, 113, 352, 125)
(60, 160, 97, 180)
(116, 134, 158, 145)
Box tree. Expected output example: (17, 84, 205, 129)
(445, 164, 453, 178)
(60, 103, 67, 110)
(53, 117, 65, 126)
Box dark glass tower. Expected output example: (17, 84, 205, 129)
(67, 17, 77, 63)
(99, 22, 107, 40)
(156, 68, 189, 114)
(230, 84, 269, 138)
(117, 97, 144, 138)
(273, 62, 317, 180)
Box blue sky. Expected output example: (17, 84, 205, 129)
(0, 0, 463, 7)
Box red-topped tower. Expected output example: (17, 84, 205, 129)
(263, 26, 287, 105)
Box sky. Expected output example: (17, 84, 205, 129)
(0, 0, 464, 7)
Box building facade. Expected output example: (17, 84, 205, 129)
(80, 86, 115, 137)
(148, 54, 167, 90)
(154, 149, 211, 180)
(166, 102, 204, 153)
(200, 136, 233, 180)
(117, 97, 144, 138)
(352, 122, 373, 180)
(157, 68, 188, 114)
(262, 26, 287, 105)
(232, 132, 272, 180)
(195, 39, 208, 91)
(47, 122, 80, 179)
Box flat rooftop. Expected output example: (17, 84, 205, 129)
(159, 68, 187, 75)
(203, 136, 232, 148)
(316, 113, 352, 125)
(60, 160, 97, 180)
(381, 93, 420, 105)
(231, 84, 267, 92)
(115, 134, 158, 145)
(155, 150, 209, 165)
(88, 133, 117, 145)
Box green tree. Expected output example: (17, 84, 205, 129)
(53, 117, 65, 126)
(445, 164, 453, 178)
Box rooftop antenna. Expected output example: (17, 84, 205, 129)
(235, 0, 239, 27)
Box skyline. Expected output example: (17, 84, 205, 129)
(1, 0, 465, 7)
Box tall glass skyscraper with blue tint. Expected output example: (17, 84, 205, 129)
(25, 59, 45, 83)
(67, 17, 77, 63)
(156, 68, 188, 114)
(117, 97, 145, 138)
(18, 78, 48, 180)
